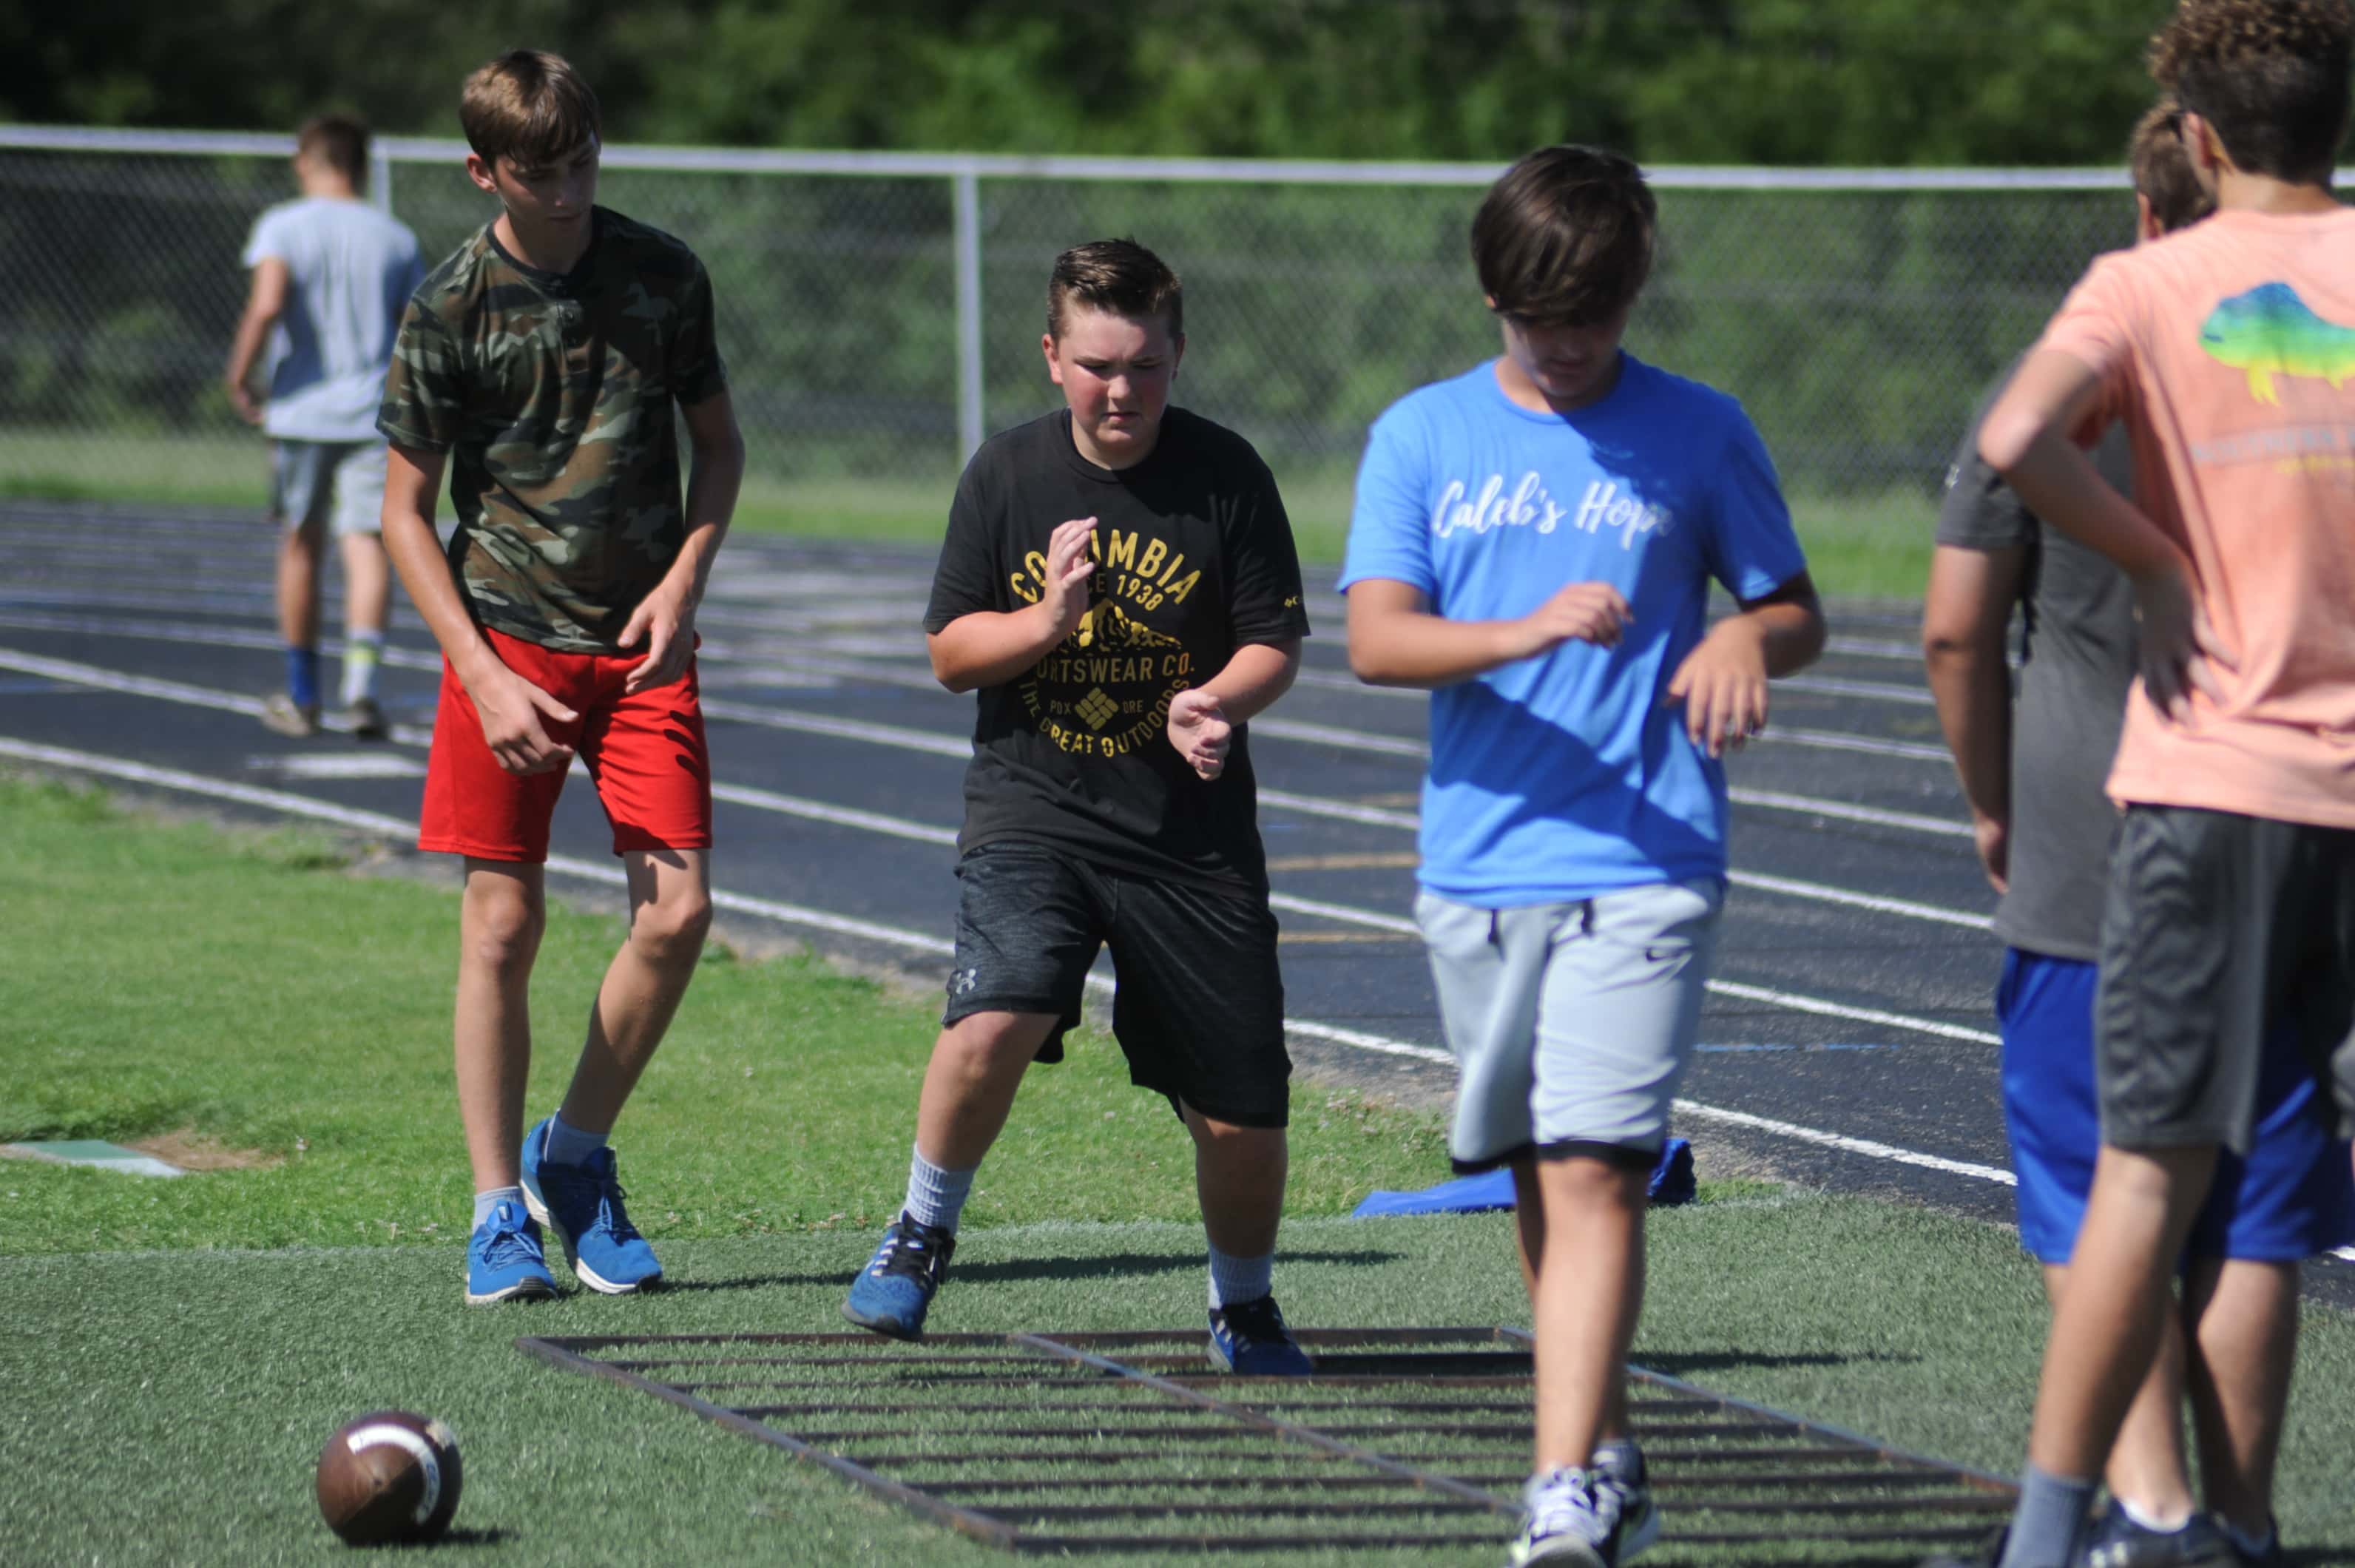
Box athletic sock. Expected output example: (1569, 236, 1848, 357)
(904, 1146, 977, 1234)
(2116, 1497, 2194, 1533)
(541, 1113, 608, 1169)
(1207, 1243, 1274, 1309)
(1998, 1464, 2095, 1568)
(285, 646, 321, 711)
(473, 1186, 525, 1231)
(340, 630, 384, 705)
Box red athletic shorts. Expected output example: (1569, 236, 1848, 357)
(419, 628, 714, 863)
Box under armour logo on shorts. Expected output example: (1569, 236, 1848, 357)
(948, 967, 979, 997)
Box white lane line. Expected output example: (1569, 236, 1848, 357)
(0, 607, 1964, 771)
(1828, 635, 1933, 662)
(1780, 674, 1935, 707)
(0, 639, 1974, 846)
(1768, 726, 1953, 763)
(1670, 1101, 2016, 1185)
(0, 733, 2061, 1194)
(1703, 979, 1998, 1045)
(1726, 788, 1972, 840)
(0, 640, 1993, 934)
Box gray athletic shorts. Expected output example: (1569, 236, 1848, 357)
(1416, 878, 1723, 1172)
(271, 439, 386, 538)
(2096, 804, 2355, 1154)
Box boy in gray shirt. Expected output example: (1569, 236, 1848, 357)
(224, 115, 422, 739)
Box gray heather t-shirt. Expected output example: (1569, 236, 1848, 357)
(242, 196, 423, 443)
(1934, 359, 2137, 962)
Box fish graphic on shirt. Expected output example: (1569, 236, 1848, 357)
(2197, 282, 2355, 405)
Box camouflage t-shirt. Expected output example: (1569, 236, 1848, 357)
(378, 208, 728, 651)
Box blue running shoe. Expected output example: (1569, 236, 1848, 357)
(2080, 1507, 2233, 1567)
(1207, 1294, 1314, 1376)
(520, 1118, 663, 1294)
(1591, 1444, 1660, 1563)
(465, 1200, 557, 1305)
(842, 1212, 955, 1340)
(1510, 1467, 1621, 1568)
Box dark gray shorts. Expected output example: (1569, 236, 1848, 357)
(944, 842, 1291, 1129)
(2095, 805, 2355, 1153)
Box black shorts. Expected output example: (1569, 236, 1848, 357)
(2095, 805, 2355, 1153)
(943, 842, 1291, 1128)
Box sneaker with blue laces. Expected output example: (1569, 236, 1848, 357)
(1206, 1294, 1314, 1376)
(465, 1200, 558, 1305)
(519, 1117, 663, 1294)
(2079, 1507, 2233, 1567)
(1510, 1467, 1625, 1568)
(842, 1212, 956, 1339)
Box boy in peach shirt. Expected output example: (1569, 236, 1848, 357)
(1959, 3, 2355, 1565)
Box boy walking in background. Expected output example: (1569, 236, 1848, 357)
(376, 51, 744, 1305)
(224, 115, 421, 740)
(1963, 3, 2355, 1564)
(1925, 98, 2350, 1568)
(1342, 146, 1824, 1567)
(841, 239, 1316, 1374)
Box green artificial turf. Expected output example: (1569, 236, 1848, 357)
(7, 775, 2354, 1564)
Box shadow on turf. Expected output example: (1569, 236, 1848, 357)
(370, 1527, 516, 1550)
(731, 1247, 1410, 1291)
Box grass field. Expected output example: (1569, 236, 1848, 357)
(0, 429, 1936, 598)
(7, 777, 2352, 1564)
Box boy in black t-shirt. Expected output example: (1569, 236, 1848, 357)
(842, 239, 1316, 1373)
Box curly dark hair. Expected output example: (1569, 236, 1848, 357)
(2149, 0, 2353, 183)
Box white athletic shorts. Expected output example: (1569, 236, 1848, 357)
(271, 439, 387, 538)
(1416, 878, 1723, 1172)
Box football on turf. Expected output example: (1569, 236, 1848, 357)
(314, 1410, 462, 1544)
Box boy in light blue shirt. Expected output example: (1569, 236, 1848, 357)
(1341, 144, 1825, 1568)
(224, 114, 423, 739)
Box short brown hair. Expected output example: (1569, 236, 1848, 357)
(2149, 0, 2353, 184)
(2129, 101, 2217, 233)
(296, 115, 368, 186)
(460, 50, 602, 169)
(1047, 239, 1183, 339)
(1472, 146, 1656, 328)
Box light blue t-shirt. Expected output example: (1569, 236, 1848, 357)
(241, 197, 423, 443)
(1338, 354, 1808, 906)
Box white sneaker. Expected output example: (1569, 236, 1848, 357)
(1509, 1467, 1622, 1568)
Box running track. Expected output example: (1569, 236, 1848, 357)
(4, 501, 2348, 1301)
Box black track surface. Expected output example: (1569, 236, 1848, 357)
(4, 501, 2347, 1308)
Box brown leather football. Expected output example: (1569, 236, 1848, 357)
(314, 1410, 462, 1544)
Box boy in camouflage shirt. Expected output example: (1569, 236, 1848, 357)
(376, 50, 744, 1305)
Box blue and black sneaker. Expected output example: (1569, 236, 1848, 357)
(465, 1200, 558, 1306)
(1590, 1444, 1660, 1563)
(842, 1212, 956, 1339)
(1207, 1294, 1314, 1376)
(520, 1117, 663, 1294)
(2080, 1507, 2234, 1567)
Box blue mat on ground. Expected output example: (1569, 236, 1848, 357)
(1350, 1138, 1695, 1216)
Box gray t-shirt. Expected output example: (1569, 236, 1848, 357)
(1934, 360, 2137, 962)
(242, 196, 423, 443)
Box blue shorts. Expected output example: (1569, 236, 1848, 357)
(2000, 948, 2354, 1265)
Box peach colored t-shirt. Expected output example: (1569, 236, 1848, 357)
(2038, 206, 2355, 828)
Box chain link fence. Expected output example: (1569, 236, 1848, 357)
(0, 128, 2155, 555)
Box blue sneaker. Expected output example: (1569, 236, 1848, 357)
(519, 1118, 663, 1294)
(2079, 1507, 2233, 1567)
(842, 1212, 955, 1339)
(465, 1200, 558, 1305)
(1591, 1444, 1660, 1563)
(1207, 1294, 1314, 1376)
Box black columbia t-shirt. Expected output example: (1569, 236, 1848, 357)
(924, 407, 1312, 894)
